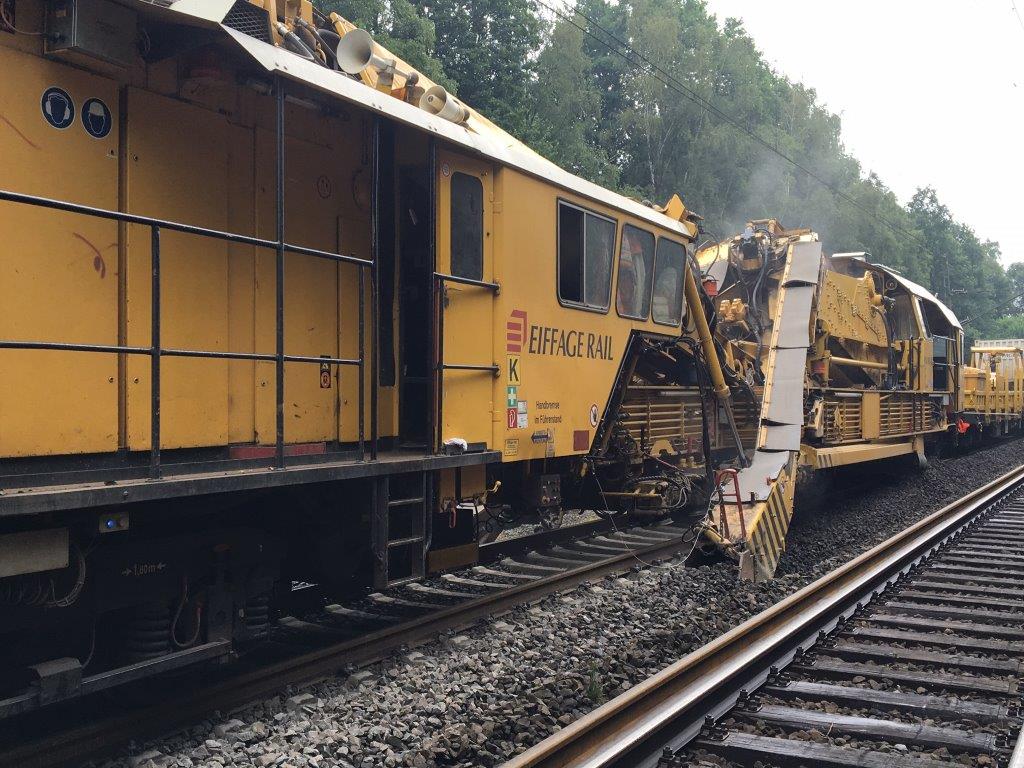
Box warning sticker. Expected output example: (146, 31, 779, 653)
(516, 411, 528, 429)
(503, 438, 519, 457)
(589, 403, 599, 428)
(41, 86, 74, 130)
(506, 355, 521, 386)
(81, 97, 112, 139)
(506, 408, 518, 430)
(320, 361, 332, 389)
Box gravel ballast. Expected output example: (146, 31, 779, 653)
(101, 437, 1024, 768)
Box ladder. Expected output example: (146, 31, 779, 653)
(372, 472, 430, 589)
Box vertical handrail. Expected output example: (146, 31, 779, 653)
(427, 137, 437, 453)
(435, 276, 445, 451)
(358, 267, 366, 460)
(370, 117, 380, 461)
(274, 78, 286, 469)
(150, 225, 161, 479)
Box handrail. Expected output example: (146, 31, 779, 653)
(441, 363, 500, 374)
(0, 189, 373, 269)
(433, 268, 501, 449)
(0, 79, 374, 478)
(0, 341, 361, 367)
(433, 271, 500, 293)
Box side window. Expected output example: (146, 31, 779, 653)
(558, 204, 584, 303)
(584, 214, 615, 309)
(916, 298, 931, 338)
(652, 238, 686, 326)
(616, 225, 656, 319)
(557, 201, 615, 311)
(451, 172, 483, 281)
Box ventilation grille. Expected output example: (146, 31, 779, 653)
(222, 0, 272, 43)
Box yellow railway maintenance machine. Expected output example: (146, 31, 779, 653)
(696, 221, 963, 579)
(0, 0, 736, 710)
(962, 340, 1024, 438)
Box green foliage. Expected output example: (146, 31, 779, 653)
(423, 0, 541, 134)
(323, 0, 1020, 335)
(530, 19, 619, 184)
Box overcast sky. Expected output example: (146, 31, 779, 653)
(702, 0, 1024, 264)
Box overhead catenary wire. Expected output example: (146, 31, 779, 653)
(532, 0, 940, 263)
(1012, 0, 1024, 34)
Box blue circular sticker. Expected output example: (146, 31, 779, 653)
(41, 86, 75, 130)
(81, 97, 112, 139)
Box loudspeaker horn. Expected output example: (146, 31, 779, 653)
(336, 28, 390, 75)
(419, 85, 470, 124)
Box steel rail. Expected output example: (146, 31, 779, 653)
(0, 528, 694, 768)
(505, 463, 1024, 768)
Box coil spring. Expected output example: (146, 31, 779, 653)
(241, 594, 271, 641)
(125, 602, 172, 662)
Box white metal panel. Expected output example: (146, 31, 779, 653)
(761, 424, 802, 452)
(763, 348, 808, 426)
(734, 450, 789, 502)
(783, 240, 823, 286)
(775, 285, 815, 349)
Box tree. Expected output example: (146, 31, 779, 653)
(530, 19, 620, 185)
(423, 0, 541, 134)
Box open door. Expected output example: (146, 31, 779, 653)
(435, 151, 496, 451)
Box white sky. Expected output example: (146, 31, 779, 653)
(702, 0, 1024, 264)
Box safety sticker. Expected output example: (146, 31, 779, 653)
(506, 408, 518, 430)
(516, 411, 528, 430)
(503, 438, 519, 457)
(81, 97, 112, 139)
(506, 354, 521, 386)
(41, 86, 74, 130)
(320, 361, 332, 389)
(589, 403, 599, 428)
(506, 386, 517, 408)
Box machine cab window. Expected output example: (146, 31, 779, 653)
(652, 238, 686, 326)
(450, 172, 483, 281)
(557, 201, 616, 311)
(616, 225, 656, 319)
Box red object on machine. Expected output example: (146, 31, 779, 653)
(956, 418, 971, 435)
(715, 468, 747, 541)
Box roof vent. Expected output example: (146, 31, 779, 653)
(223, 0, 271, 44)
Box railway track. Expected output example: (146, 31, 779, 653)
(0, 517, 695, 768)
(507, 464, 1024, 768)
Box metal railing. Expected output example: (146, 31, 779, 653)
(433, 271, 500, 376)
(0, 80, 375, 478)
(432, 271, 500, 450)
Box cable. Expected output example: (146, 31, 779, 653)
(533, 0, 939, 262)
(587, 455, 706, 571)
(0, 4, 42, 35)
(171, 577, 204, 648)
(1013, 0, 1024, 34)
(46, 543, 86, 608)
